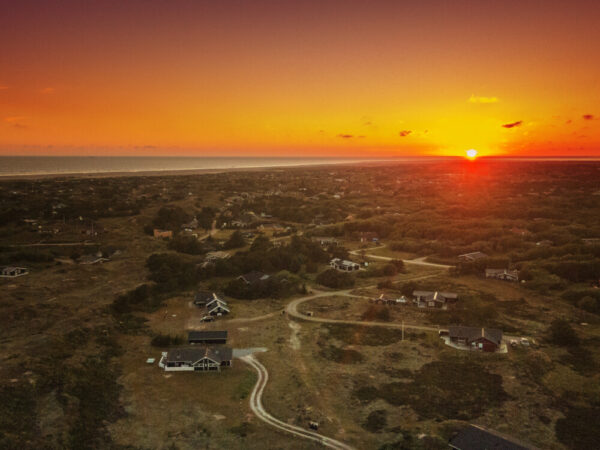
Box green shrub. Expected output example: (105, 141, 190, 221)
(548, 319, 579, 346)
(363, 410, 387, 433)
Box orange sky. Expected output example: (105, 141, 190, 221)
(1, 1, 599, 157)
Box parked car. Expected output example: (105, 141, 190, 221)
(520, 338, 530, 346)
(510, 339, 518, 348)
(200, 316, 215, 322)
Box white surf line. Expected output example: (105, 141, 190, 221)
(240, 354, 355, 450)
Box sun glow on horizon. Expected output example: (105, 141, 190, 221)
(466, 149, 478, 159)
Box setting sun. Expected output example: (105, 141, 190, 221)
(466, 149, 478, 159)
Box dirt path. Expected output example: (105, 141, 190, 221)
(240, 354, 355, 450)
(349, 245, 453, 269)
(288, 321, 301, 350)
(286, 292, 443, 333)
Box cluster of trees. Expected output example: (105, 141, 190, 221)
(201, 236, 330, 278)
(547, 319, 579, 346)
(150, 206, 191, 231)
(110, 283, 163, 315)
(316, 268, 355, 289)
(358, 260, 404, 278)
(146, 253, 198, 292)
(224, 273, 305, 299)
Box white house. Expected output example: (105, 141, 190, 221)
(330, 258, 360, 272)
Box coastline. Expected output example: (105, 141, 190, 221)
(0, 159, 402, 181)
(0, 157, 452, 180)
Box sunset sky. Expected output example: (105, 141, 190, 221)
(1, 0, 599, 157)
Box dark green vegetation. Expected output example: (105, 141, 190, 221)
(555, 406, 600, 449)
(1, 161, 599, 449)
(150, 333, 185, 347)
(323, 324, 412, 346)
(355, 359, 509, 421)
(316, 268, 355, 288)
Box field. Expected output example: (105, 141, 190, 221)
(1, 161, 599, 449)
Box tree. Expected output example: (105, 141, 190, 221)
(316, 269, 355, 289)
(222, 230, 246, 250)
(548, 319, 579, 346)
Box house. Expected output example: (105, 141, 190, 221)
(78, 254, 110, 265)
(238, 270, 270, 284)
(0, 266, 29, 278)
(314, 237, 339, 247)
(181, 217, 199, 229)
(413, 290, 458, 309)
(188, 330, 228, 345)
(359, 232, 379, 243)
(330, 258, 360, 272)
(370, 294, 405, 305)
(153, 229, 173, 239)
(458, 251, 488, 262)
(194, 291, 222, 307)
(449, 424, 533, 450)
(204, 251, 230, 262)
(206, 298, 230, 316)
(448, 326, 503, 352)
(161, 346, 232, 372)
(485, 268, 518, 282)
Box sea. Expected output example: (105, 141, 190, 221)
(0, 156, 395, 177)
(0, 156, 597, 177)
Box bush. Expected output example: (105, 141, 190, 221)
(319, 346, 364, 364)
(168, 235, 205, 255)
(548, 319, 579, 346)
(363, 410, 387, 433)
(555, 407, 600, 450)
(152, 206, 191, 230)
(222, 230, 246, 249)
(316, 269, 355, 289)
(150, 334, 184, 347)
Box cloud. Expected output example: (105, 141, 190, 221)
(337, 134, 354, 139)
(582, 114, 594, 120)
(469, 95, 499, 104)
(4, 116, 28, 129)
(40, 87, 55, 94)
(399, 130, 412, 137)
(502, 120, 522, 128)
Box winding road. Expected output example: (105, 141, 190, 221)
(285, 289, 443, 333)
(234, 247, 449, 448)
(241, 354, 355, 450)
(349, 245, 453, 269)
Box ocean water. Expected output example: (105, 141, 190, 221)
(0, 156, 392, 177)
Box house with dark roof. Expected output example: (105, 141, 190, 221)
(448, 326, 503, 352)
(413, 290, 458, 309)
(238, 270, 270, 284)
(161, 346, 232, 372)
(485, 268, 519, 282)
(458, 251, 488, 262)
(188, 330, 228, 345)
(194, 290, 222, 307)
(0, 266, 29, 278)
(449, 424, 534, 450)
